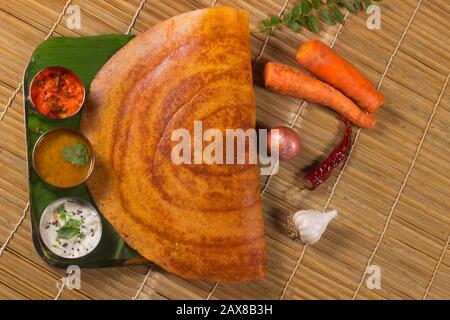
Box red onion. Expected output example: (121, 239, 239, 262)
(267, 126, 301, 161)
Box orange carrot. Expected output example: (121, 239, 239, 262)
(263, 62, 376, 129)
(296, 39, 384, 113)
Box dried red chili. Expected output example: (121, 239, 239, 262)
(303, 116, 352, 191)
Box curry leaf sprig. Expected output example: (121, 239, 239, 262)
(260, 0, 382, 35)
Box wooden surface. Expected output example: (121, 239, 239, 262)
(0, 0, 449, 300)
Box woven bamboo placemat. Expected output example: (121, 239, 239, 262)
(0, 0, 448, 300)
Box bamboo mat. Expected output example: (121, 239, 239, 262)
(0, 0, 448, 300)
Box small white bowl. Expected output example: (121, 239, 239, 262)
(39, 197, 102, 259)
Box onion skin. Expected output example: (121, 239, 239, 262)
(267, 126, 301, 161)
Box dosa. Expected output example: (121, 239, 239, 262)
(80, 7, 266, 281)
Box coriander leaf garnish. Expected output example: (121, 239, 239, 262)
(258, 0, 383, 35)
(57, 226, 81, 240)
(61, 143, 91, 167)
(54, 205, 85, 241)
(64, 218, 84, 229)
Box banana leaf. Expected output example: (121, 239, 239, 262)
(24, 35, 147, 268)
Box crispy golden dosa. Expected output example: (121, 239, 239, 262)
(80, 7, 266, 281)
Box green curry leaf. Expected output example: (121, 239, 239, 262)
(258, 0, 383, 34)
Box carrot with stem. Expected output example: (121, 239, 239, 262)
(296, 39, 384, 113)
(263, 62, 376, 129)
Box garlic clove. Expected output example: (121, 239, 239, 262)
(318, 210, 338, 226)
(292, 209, 337, 245)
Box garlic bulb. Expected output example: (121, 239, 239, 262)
(292, 210, 337, 245)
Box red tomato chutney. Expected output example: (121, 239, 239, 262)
(30, 66, 85, 119)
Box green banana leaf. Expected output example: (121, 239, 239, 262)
(24, 35, 148, 268)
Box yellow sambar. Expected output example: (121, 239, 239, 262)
(33, 128, 94, 188)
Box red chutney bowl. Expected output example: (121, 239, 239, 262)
(29, 66, 85, 120)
